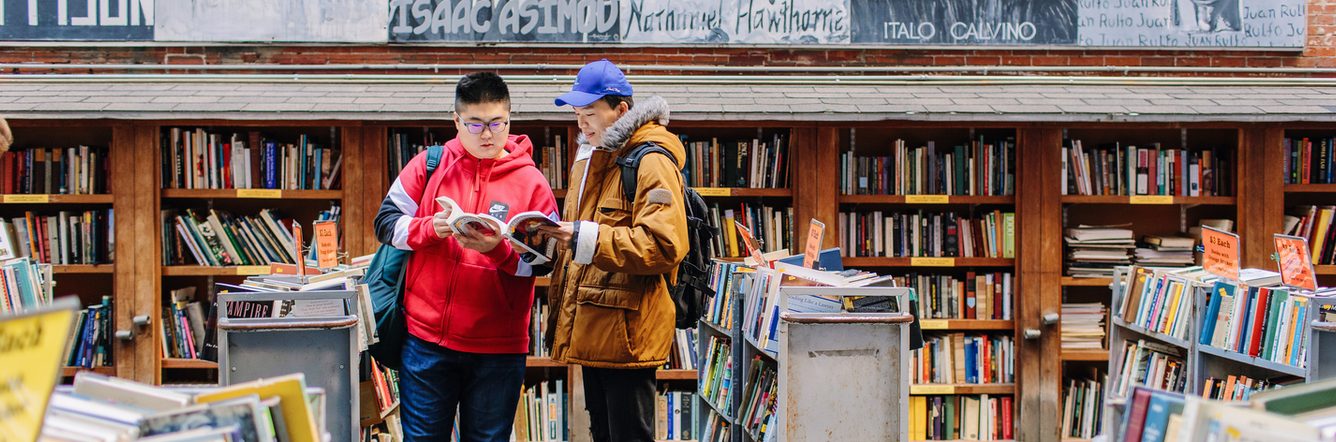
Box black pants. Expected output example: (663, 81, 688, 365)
(582, 366, 657, 442)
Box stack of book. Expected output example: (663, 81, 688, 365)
(654, 390, 697, 441)
(839, 210, 1016, 259)
(1135, 234, 1197, 267)
(737, 356, 777, 441)
(701, 409, 732, 442)
(705, 261, 746, 330)
(1113, 339, 1188, 398)
(1061, 374, 1106, 439)
(0, 257, 53, 313)
(908, 395, 1013, 441)
(912, 333, 1015, 384)
(163, 206, 341, 267)
(66, 295, 113, 369)
(1201, 375, 1275, 401)
(840, 137, 1016, 196)
(1062, 139, 1231, 196)
(1065, 225, 1135, 278)
(225, 265, 378, 353)
(892, 272, 1013, 320)
(710, 203, 792, 258)
(42, 372, 327, 441)
(682, 134, 789, 189)
(0, 209, 114, 265)
(1119, 380, 1336, 442)
(513, 381, 567, 442)
(1284, 136, 1336, 185)
(0, 145, 108, 194)
(163, 128, 342, 190)
(1198, 280, 1322, 368)
(1061, 302, 1107, 351)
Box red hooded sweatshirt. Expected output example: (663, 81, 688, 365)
(373, 134, 558, 354)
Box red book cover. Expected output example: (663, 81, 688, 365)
(1247, 288, 1271, 357)
(1002, 396, 1013, 440)
(965, 271, 978, 319)
(1305, 139, 1313, 184)
(1149, 147, 1160, 194)
(982, 337, 992, 383)
(222, 142, 232, 189)
(1125, 388, 1153, 442)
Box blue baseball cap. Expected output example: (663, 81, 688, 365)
(555, 59, 633, 107)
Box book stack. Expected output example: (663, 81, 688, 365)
(839, 210, 1016, 259)
(912, 333, 1015, 384)
(0, 257, 53, 313)
(711, 203, 793, 258)
(163, 128, 342, 190)
(1117, 383, 1336, 442)
(737, 356, 777, 441)
(1201, 375, 1275, 401)
(534, 135, 567, 190)
(1065, 225, 1135, 278)
(1113, 339, 1189, 397)
(908, 395, 1013, 441)
(1062, 139, 1231, 196)
(0, 145, 108, 194)
(700, 334, 734, 416)
(682, 134, 789, 189)
(891, 272, 1013, 320)
(666, 329, 699, 370)
(1135, 234, 1197, 267)
(1198, 281, 1315, 368)
(226, 265, 379, 353)
(1061, 374, 1106, 439)
(0, 209, 113, 265)
(1284, 136, 1336, 185)
(654, 390, 697, 441)
(163, 207, 335, 266)
(42, 372, 326, 442)
(513, 381, 567, 442)
(840, 137, 1016, 196)
(160, 287, 212, 361)
(1116, 267, 1210, 343)
(1061, 302, 1107, 350)
(66, 295, 113, 368)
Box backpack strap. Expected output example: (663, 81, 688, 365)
(615, 142, 677, 204)
(425, 145, 444, 175)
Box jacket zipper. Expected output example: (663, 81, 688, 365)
(441, 158, 493, 345)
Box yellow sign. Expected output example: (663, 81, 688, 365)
(918, 319, 947, 330)
(236, 189, 282, 199)
(0, 297, 79, 442)
(693, 187, 732, 197)
(905, 195, 950, 204)
(314, 222, 339, 269)
(911, 257, 956, 267)
(911, 385, 955, 395)
(1129, 195, 1174, 205)
(235, 266, 271, 276)
(3, 194, 50, 204)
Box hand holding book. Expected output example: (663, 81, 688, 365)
(436, 197, 560, 264)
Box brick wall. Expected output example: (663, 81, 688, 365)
(3, 0, 1336, 75)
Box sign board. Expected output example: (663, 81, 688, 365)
(734, 221, 768, 268)
(0, 297, 80, 442)
(1202, 226, 1240, 281)
(314, 221, 339, 269)
(802, 219, 825, 269)
(1274, 234, 1317, 291)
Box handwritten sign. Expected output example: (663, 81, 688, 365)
(236, 189, 282, 199)
(314, 221, 339, 269)
(803, 219, 825, 269)
(1076, 0, 1306, 49)
(733, 221, 768, 268)
(293, 223, 306, 277)
(905, 195, 950, 204)
(1202, 226, 1240, 281)
(911, 257, 956, 267)
(1274, 234, 1317, 291)
(694, 187, 732, 197)
(1129, 195, 1174, 205)
(2, 194, 49, 203)
(0, 297, 79, 442)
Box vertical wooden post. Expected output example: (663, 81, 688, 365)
(110, 124, 139, 381)
(358, 126, 389, 256)
(800, 126, 840, 249)
(129, 123, 162, 384)
(1015, 127, 1063, 442)
(1239, 125, 1285, 268)
(340, 126, 367, 257)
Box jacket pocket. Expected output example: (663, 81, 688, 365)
(570, 286, 640, 362)
(595, 203, 630, 227)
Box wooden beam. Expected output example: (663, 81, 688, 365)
(131, 123, 162, 384)
(809, 126, 840, 249)
(359, 126, 389, 256)
(1016, 127, 1063, 442)
(1240, 125, 1285, 268)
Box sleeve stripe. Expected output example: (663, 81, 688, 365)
(392, 215, 413, 251)
(388, 178, 419, 216)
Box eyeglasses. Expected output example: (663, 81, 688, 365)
(462, 120, 509, 135)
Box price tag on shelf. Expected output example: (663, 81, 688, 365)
(1128, 195, 1173, 205)
(236, 189, 282, 199)
(910, 257, 956, 267)
(911, 385, 955, 395)
(3, 194, 50, 203)
(905, 195, 950, 204)
(235, 266, 271, 276)
(694, 187, 732, 197)
(918, 319, 947, 330)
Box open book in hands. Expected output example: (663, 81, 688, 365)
(436, 196, 560, 265)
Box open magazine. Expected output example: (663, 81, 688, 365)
(437, 196, 559, 264)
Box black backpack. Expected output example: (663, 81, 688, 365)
(615, 142, 718, 330)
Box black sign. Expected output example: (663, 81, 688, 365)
(851, 0, 1077, 45)
(0, 0, 153, 40)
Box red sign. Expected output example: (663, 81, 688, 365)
(1202, 226, 1240, 281)
(734, 221, 768, 268)
(1275, 234, 1318, 291)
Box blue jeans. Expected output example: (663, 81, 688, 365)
(400, 335, 525, 442)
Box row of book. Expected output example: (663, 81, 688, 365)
(1061, 140, 1231, 196)
(388, 130, 433, 182)
(892, 272, 1013, 320)
(1061, 302, 1107, 351)
(667, 329, 699, 371)
(704, 261, 746, 331)
(364, 357, 400, 421)
(683, 134, 790, 189)
(67, 296, 113, 369)
(533, 136, 568, 190)
(226, 265, 379, 353)
(1117, 266, 1213, 343)
(701, 410, 731, 442)
(653, 390, 698, 441)
(839, 137, 1016, 196)
(163, 128, 342, 190)
(513, 380, 567, 442)
(738, 355, 778, 442)
(1201, 374, 1274, 401)
(838, 210, 1016, 259)
(163, 206, 338, 267)
(1198, 281, 1320, 368)
(1, 145, 108, 195)
(1061, 375, 1105, 440)
(1283, 136, 1336, 185)
(42, 372, 328, 441)
(1066, 227, 1200, 277)
(528, 300, 549, 357)
(712, 203, 793, 259)
(1120, 381, 1336, 442)
(912, 333, 1015, 385)
(1113, 339, 1188, 398)
(161, 287, 210, 361)
(390, 130, 571, 190)
(0, 257, 53, 313)
(1284, 205, 1336, 265)
(908, 394, 1014, 441)
(0, 210, 114, 265)
(700, 335, 734, 418)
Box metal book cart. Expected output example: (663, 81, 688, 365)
(216, 289, 360, 442)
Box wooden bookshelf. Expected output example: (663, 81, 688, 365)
(1059, 195, 1235, 205)
(1284, 184, 1336, 193)
(0, 194, 114, 204)
(61, 366, 115, 377)
(162, 265, 273, 277)
(693, 187, 791, 198)
(361, 401, 399, 428)
(525, 356, 566, 368)
(656, 369, 698, 381)
(52, 264, 115, 274)
(917, 319, 1013, 331)
(161, 189, 343, 200)
(553, 189, 567, 199)
(161, 358, 218, 369)
(841, 257, 1015, 268)
(1061, 349, 1111, 362)
(1061, 277, 1113, 287)
(839, 194, 1014, 205)
(909, 384, 1015, 395)
(1317, 265, 1336, 276)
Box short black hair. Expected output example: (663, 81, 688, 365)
(455, 72, 511, 111)
(600, 95, 633, 110)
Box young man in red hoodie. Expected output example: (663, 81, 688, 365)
(373, 72, 558, 441)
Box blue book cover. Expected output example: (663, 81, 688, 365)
(1236, 287, 1256, 353)
(1143, 276, 1165, 328)
(1140, 392, 1183, 442)
(1200, 281, 1226, 345)
(1292, 300, 1308, 367)
(964, 338, 978, 384)
(263, 141, 278, 189)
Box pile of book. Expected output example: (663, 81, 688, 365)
(163, 206, 340, 267)
(705, 261, 746, 330)
(528, 300, 549, 357)
(67, 295, 113, 369)
(892, 272, 1013, 320)
(361, 356, 400, 428)
(912, 333, 1015, 385)
(1, 145, 108, 194)
(42, 372, 328, 441)
(0, 209, 114, 265)
(1135, 234, 1197, 267)
(840, 137, 1016, 196)
(1061, 374, 1105, 439)
(1062, 139, 1231, 196)
(682, 134, 790, 189)
(737, 356, 777, 441)
(1061, 302, 1107, 351)
(700, 335, 734, 415)
(654, 390, 698, 441)
(161, 287, 212, 361)
(224, 263, 379, 353)
(1065, 224, 1135, 278)
(163, 128, 342, 190)
(513, 381, 567, 442)
(0, 257, 53, 313)
(909, 395, 1013, 441)
(1197, 277, 1329, 369)
(839, 210, 1015, 259)
(1119, 380, 1336, 442)
(710, 203, 792, 258)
